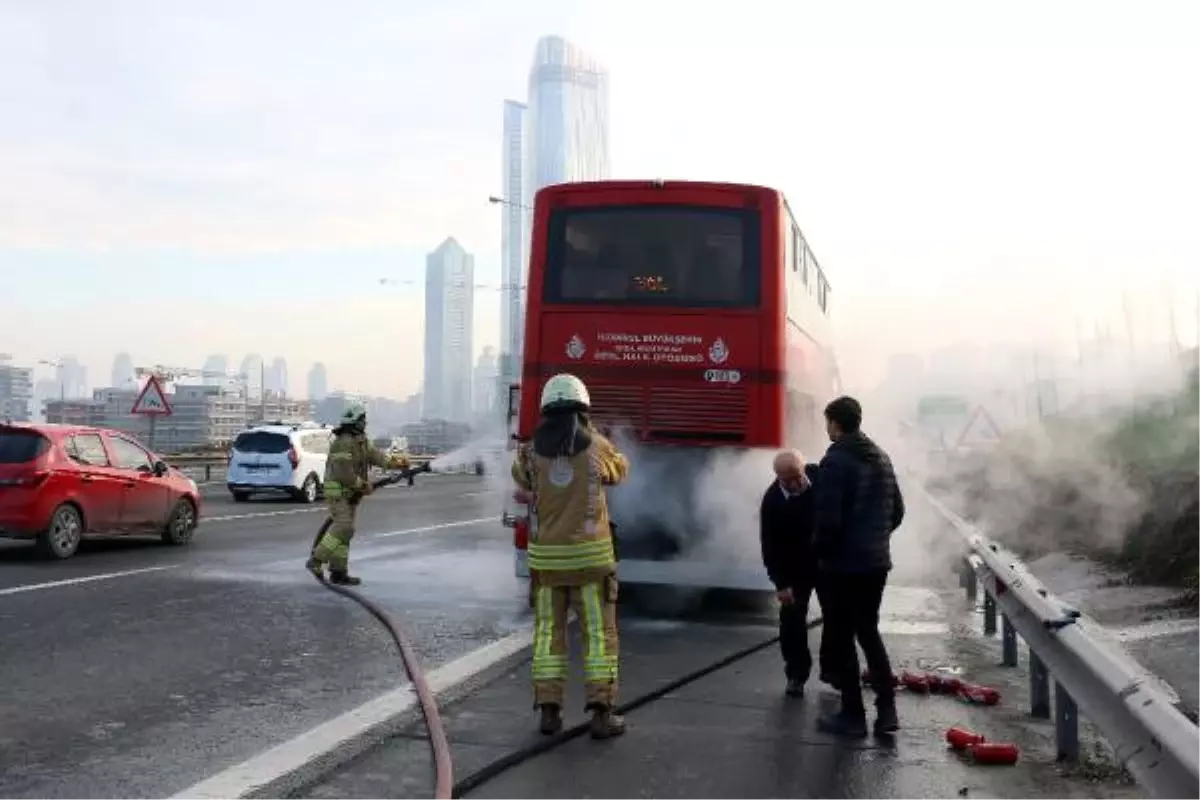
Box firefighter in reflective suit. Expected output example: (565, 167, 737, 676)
(306, 403, 391, 586)
(512, 374, 630, 739)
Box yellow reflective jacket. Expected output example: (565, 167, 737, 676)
(324, 430, 389, 501)
(511, 429, 629, 587)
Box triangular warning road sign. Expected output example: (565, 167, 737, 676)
(954, 405, 1002, 449)
(131, 375, 173, 416)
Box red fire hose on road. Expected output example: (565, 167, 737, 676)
(311, 574, 456, 799)
(314, 563, 804, 800)
(309, 473, 814, 798)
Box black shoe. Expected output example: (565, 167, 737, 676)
(817, 710, 868, 738)
(539, 704, 563, 735)
(819, 672, 842, 692)
(785, 678, 805, 698)
(874, 703, 899, 735)
(329, 571, 362, 586)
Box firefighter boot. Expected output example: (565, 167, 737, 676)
(589, 706, 626, 740)
(329, 570, 362, 586)
(305, 557, 325, 580)
(538, 704, 563, 735)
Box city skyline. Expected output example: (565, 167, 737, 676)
(1, 4, 1196, 400)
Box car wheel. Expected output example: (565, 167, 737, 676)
(297, 474, 318, 504)
(37, 504, 84, 560)
(232, 491, 250, 503)
(161, 499, 197, 546)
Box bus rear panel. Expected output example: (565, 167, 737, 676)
(512, 180, 836, 591)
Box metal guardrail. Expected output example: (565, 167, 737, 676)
(164, 453, 441, 484)
(919, 484, 1200, 799)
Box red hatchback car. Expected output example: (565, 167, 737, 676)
(0, 423, 202, 559)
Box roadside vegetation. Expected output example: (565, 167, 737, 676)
(941, 358, 1198, 601)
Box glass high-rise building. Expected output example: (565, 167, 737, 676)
(498, 36, 609, 387)
(112, 352, 136, 389)
(423, 238, 475, 423)
(307, 362, 328, 403)
(525, 35, 610, 198)
(500, 99, 527, 386)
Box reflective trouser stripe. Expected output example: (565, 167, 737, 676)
(312, 501, 356, 571)
(528, 538, 615, 572)
(316, 533, 349, 560)
(580, 582, 617, 682)
(532, 586, 568, 681)
(531, 582, 619, 709)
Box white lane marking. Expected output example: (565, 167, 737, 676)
(0, 565, 178, 597)
(372, 517, 493, 539)
(201, 484, 483, 524)
(205, 507, 326, 523)
(458, 491, 495, 498)
(172, 630, 533, 800)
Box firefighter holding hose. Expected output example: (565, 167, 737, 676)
(306, 403, 394, 586)
(512, 373, 630, 739)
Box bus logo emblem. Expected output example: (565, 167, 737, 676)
(708, 338, 729, 364)
(565, 334, 586, 360)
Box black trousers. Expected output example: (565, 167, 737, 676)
(820, 568, 895, 714)
(778, 576, 840, 683)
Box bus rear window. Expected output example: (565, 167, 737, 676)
(543, 206, 760, 308)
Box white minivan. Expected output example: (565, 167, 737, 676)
(226, 422, 332, 503)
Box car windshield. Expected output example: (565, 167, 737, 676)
(0, 429, 50, 464)
(232, 431, 291, 454)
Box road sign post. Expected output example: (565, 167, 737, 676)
(130, 375, 173, 451)
(954, 404, 1004, 451)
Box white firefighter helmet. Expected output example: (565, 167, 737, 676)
(540, 373, 590, 411)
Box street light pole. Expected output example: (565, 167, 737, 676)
(488, 195, 533, 211)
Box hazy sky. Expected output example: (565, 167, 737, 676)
(1, 0, 1196, 397)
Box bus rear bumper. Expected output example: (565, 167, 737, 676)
(615, 559, 774, 592)
(513, 546, 770, 592)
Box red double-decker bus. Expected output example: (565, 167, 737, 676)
(504, 179, 840, 591)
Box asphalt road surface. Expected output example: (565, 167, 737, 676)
(0, 474, 523, 799)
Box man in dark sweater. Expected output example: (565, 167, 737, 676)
(759, 450, 836, 697)
(814, 396, 906, 738)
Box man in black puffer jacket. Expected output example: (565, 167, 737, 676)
(814, 396, 906, 738)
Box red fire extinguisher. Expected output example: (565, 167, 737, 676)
(958, 684, 1001, 706)
(900, 671, 930, 693)
(945, 727, 986, 751)
(967, 742, 1020, 765)
(927, 673, 963, 694)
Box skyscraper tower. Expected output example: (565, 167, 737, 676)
(112, 352, 136, 389)
(423, 238, 475, 423)
(499, 99, 528, 387)
(202, 354, 229, 386)
(525, 35, 610, 198)
(498, 36, 609, 385)
(307, 362, 328, 402)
